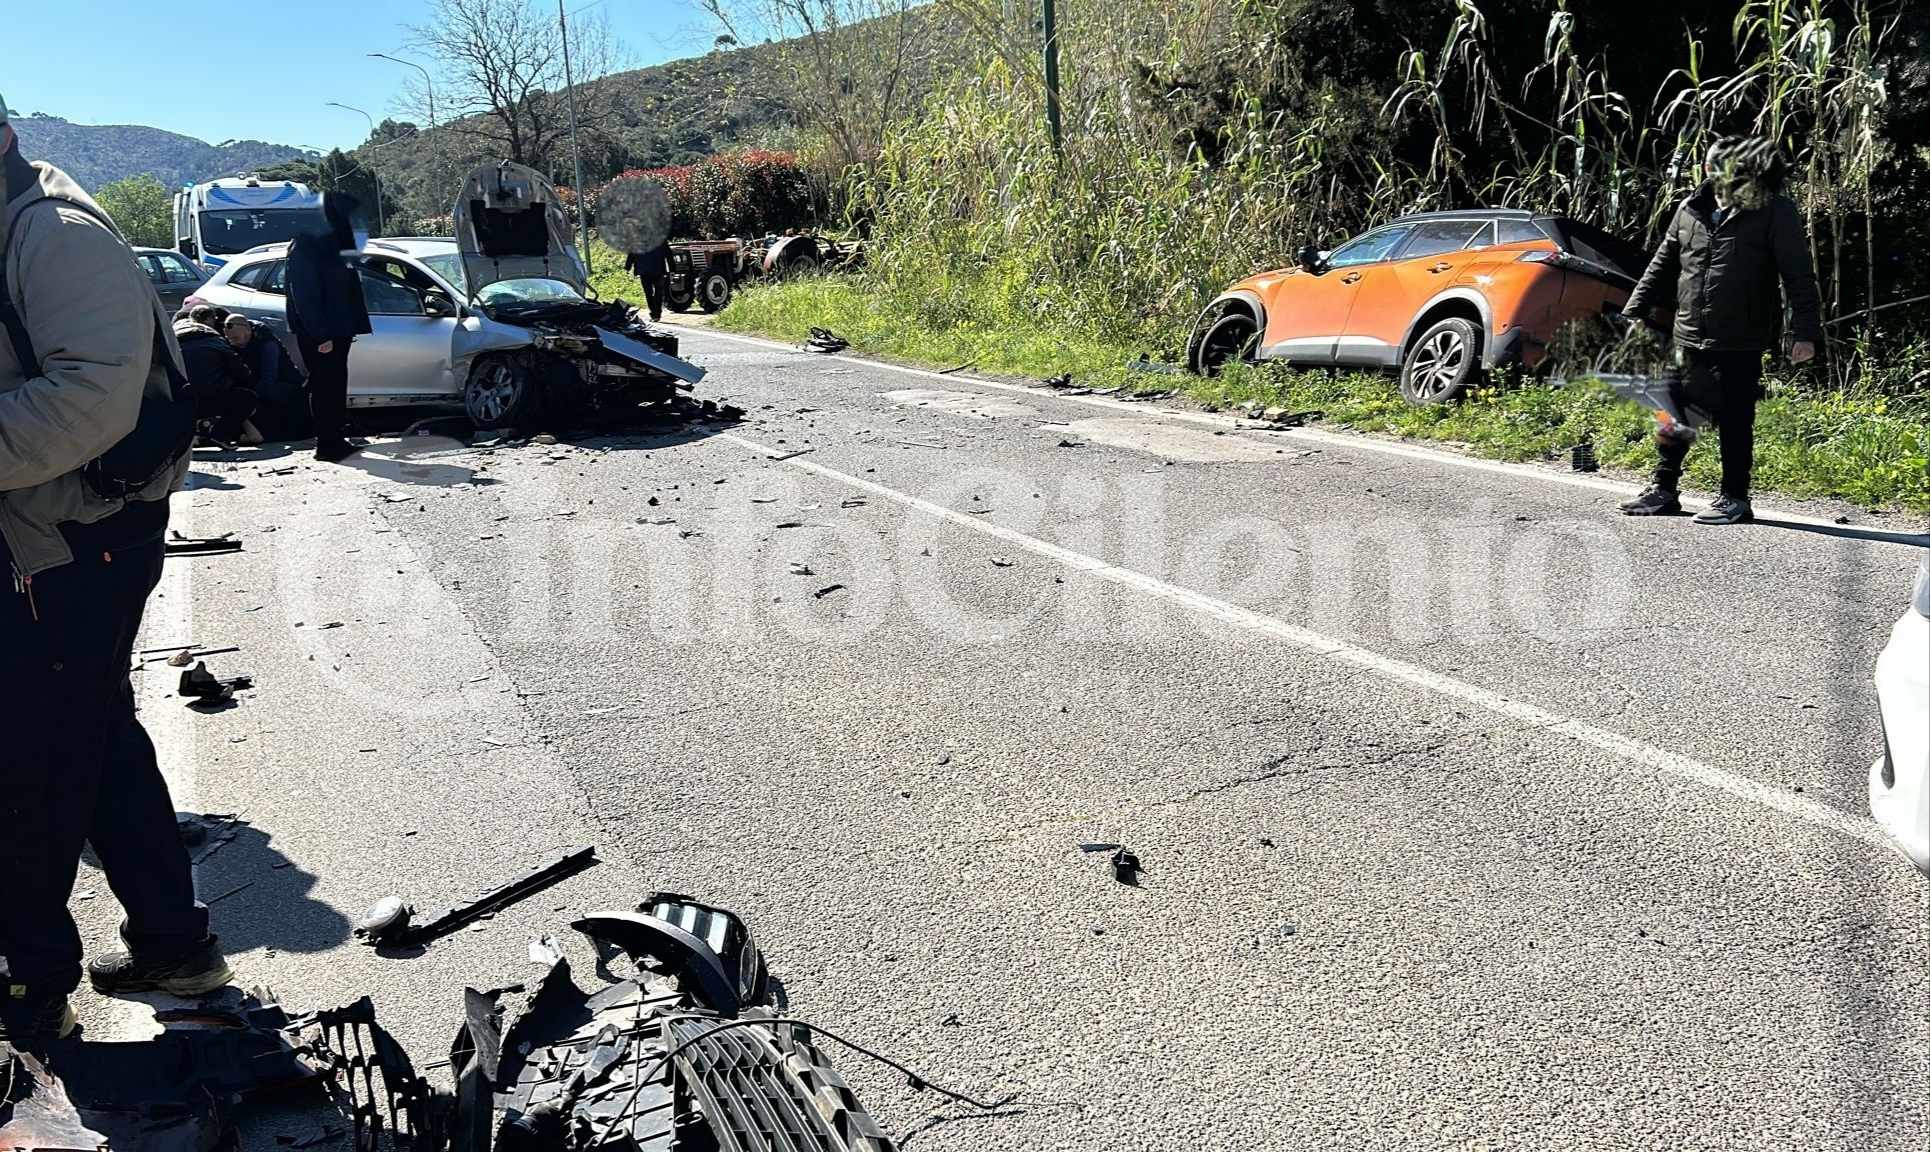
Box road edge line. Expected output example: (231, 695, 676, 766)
(686, 325, 1899, 531)
(716, 428, 1890, 853)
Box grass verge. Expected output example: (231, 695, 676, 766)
(714, 275, 1930, 513)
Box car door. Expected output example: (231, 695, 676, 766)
(1339, 218, 1491, 365)
(157, 252, 206, 312)
(135, 254, 175, 309)
(1262, 225, 1412, 365)
(347, 261, 458, 403)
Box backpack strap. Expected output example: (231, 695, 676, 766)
(1, 193, 188, 390)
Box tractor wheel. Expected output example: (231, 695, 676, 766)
(697, 271, 733, 313)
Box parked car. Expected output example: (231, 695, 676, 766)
(1187, 209, 1645, 403)
(192, 163, 704, 428)
(1871, 547, 1929, 875)
(134, 246, 208, 313)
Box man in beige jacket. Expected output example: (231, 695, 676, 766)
(0, 95, 230, 1052)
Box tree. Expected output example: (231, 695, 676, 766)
(94, 175, 173, 249)
(406, 0, 625, 172)
(697, 0, 939, 173)
(374, 119, 421, 144)
(252, 153, 401, 237)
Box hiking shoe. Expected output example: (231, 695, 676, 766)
(87, 937, 233, 998)
(1618, 486, 1682, 516)
(0, 989, 77, 1052)
(1694, 495, 1754, 525)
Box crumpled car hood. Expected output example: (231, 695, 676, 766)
(453, 161, 588, 299)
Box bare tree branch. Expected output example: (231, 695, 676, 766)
(407, 0, 625, 175)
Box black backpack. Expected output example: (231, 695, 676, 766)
(0, 196, 197, 501)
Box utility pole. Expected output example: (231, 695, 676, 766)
(370, 53, 440, 222)
(326, 102, 385, 235)
(557, 0, 593, 275)
(1042, 0, 1062, 153)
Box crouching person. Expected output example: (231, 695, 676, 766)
(0, 96, 230, 1053)
(224, 313, 309, 441)
(175, 304, 259, 445)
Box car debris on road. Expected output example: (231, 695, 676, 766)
(355, 845, 600, 950)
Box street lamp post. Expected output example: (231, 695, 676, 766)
(326, 102, 385, 235)
(370, 52, 441, 222)
(557, 0, 593, 275)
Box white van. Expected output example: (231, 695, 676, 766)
(173, 176, 327, 272)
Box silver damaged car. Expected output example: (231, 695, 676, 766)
(192, 161, 704, 429)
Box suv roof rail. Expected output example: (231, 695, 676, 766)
(1389, 207, 1539, 224)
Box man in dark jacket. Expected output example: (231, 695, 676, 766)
(0, 96, 231, 1052)
(625, 243, 669, 322)
(1619, 136, 1822, 525)
(224, 314, 309, 441)
(175, 305, 258, 444)
(286, 194, 370, 462)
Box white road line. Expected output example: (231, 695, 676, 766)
(688, 326, 1898, 529)
(143, 489, 199, 809)
(717, 429, 1891, 851)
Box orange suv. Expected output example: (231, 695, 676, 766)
(1187, 210, 1644, 402)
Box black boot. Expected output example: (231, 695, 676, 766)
(87, 935, 233, 998)
(0, 987, 76, 1053)
(1618, 485, 1682, 516)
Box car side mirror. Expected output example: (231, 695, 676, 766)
(180, 240, 198, 260)
(423, 292, 455, 318)
(1296, 244, 1324, 274)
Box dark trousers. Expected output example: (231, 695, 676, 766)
(638, 269, 666, 321)
(300, 336, 351, 447)
(204, 386, 258, 443)
(1654, 350, 1763, 499)
(0, 531, 207, 1001)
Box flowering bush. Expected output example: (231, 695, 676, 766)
(590, 150, 814, 243)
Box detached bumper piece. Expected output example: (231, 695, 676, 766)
(469, 894, 895, 1152)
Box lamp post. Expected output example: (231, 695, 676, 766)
(370, 52, 442, 220)
(325, 102, 385, 235)
(557, 0, 593, 274)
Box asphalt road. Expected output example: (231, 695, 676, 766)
(78, 326, 1930, 1149)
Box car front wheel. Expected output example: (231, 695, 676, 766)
(1195, 312, 1259, 376)
(1400, 317, 1480, 404)
(465, 354, 540, 429)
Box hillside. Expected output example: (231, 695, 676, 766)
(365, 39, 794, 222)
(9, 112, 315, 191)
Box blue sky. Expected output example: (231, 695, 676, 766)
(7, 0, 720, 151)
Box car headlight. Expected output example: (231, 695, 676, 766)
(1913, 549, 1930, 618)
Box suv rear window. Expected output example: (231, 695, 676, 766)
(1541, 219, 1645, 279)
(1494, 218, 1547, 244)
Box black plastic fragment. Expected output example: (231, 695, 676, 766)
(360, 845, 599, 949)
(1111, 847, 1144, 886)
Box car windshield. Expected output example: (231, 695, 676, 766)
(476, 278, 586, 307)
(197, 209, 327, 255)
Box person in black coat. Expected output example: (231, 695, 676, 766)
(223, 314, 309, 441)
(286, 193, 370, 462)
(174, 306, 258, 445)
(624, 243, 669, 321)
